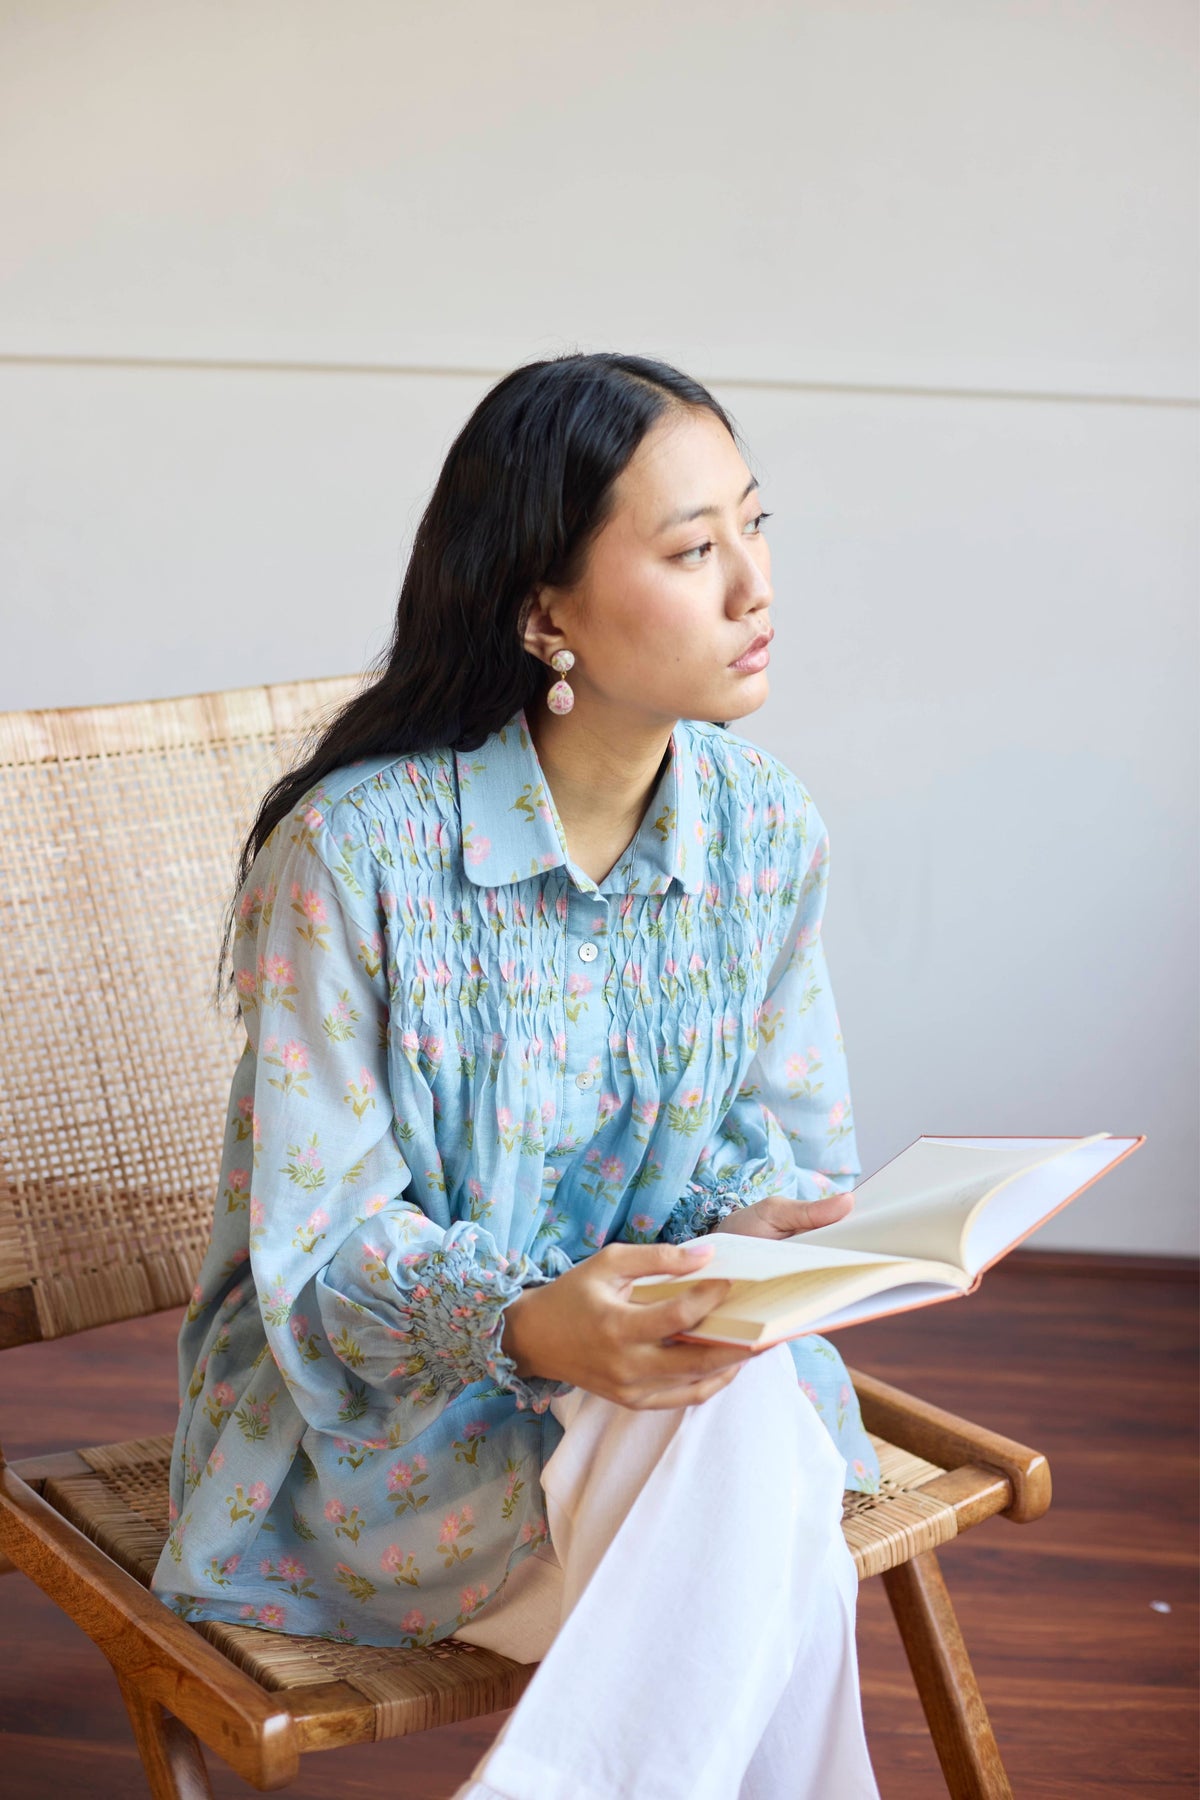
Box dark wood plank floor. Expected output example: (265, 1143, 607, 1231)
(1, 1251, 1196, 1798)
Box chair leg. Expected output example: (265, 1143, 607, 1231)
(115, 1673, 215, 1800)
(880, 1548, 1013, 1800)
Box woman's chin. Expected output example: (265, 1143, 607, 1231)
(721, 669, 770, 718)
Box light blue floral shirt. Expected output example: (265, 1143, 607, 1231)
(152, 708, 880, 1648)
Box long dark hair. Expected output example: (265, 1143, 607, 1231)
(224, 351, 739, 980)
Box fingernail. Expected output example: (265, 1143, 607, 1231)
(682, 1240, 713, 1256)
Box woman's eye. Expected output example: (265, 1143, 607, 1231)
(673, 513, 771, 564)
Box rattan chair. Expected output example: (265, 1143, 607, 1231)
(0, 679, 1048, 1799)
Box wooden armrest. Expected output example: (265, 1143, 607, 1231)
(847, 1366, 1052, 1524)
(0, 1463, 299, 1789)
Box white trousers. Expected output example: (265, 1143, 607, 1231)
(451, 1342, 881, 1800)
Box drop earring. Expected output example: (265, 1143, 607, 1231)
(547, 649, 575, 715)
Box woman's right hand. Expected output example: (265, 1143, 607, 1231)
(499, 1239, 754, 1410)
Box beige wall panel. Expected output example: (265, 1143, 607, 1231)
(1, 360, 1194, 1254)
(0, 360, 483, 705)
(1, 0, 1195, 396)
(732, 383, 1197, 1258)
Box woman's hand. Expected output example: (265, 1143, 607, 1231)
(499, 1240, 754, 1410)
(712, 1189, 856, 1240)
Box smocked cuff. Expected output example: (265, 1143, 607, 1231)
(394, 1242, 569, 1415)
(659, 1178, 757, 1244)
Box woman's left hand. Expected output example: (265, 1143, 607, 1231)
(712, 1190, 855, 1240)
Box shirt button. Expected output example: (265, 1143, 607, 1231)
(575, 1072, 595, 1091)
(578, 942, 599, 963)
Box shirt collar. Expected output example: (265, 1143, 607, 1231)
(455, 707, 705, 895)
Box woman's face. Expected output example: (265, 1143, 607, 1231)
(534, 405, 774, 731)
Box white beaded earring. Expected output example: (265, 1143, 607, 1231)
(547, 649, 575, 715)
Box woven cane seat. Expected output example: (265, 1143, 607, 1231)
(24, 1425, 960, 1744)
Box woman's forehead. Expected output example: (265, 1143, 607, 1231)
(610, 411, 752, 536)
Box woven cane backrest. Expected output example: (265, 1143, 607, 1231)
(0, 677, 360, 1346)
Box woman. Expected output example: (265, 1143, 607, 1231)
(153, 351, 883, 1798)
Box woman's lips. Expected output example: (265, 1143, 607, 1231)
(729, 633, 772, 673)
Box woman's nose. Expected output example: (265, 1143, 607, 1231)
(728, 542, 772, 613)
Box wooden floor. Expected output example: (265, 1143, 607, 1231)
(1, 1250, 1196, 1798)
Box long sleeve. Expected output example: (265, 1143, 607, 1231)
(659, 786, 861, 1242)
(235, 809, 563, 1446)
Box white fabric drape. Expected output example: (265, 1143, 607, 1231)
(451, 1343, 882, 1800)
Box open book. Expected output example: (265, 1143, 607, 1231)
(629, 1133, 1145, 1348)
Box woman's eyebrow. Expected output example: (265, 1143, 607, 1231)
(656, 476, 759, 533)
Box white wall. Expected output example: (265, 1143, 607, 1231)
(2, 0, 1196, 1253)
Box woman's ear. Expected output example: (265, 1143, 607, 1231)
(521, 588, 567, 667)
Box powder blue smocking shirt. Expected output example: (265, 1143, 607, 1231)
(152, 708, 881, 1648)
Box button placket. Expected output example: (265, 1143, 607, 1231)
(559, 892, 609, 1145)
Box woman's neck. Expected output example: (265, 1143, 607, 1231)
(526, 706, 674, 881)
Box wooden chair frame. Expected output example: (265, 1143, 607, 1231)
(0, 682, 1051, 1798)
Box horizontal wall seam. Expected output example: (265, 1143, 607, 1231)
(0, 351, 1194, 410)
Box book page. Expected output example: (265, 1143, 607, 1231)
(687, 1254, 967, 1342)
(960, 1135, 1135, 1274)
(921, 1136, 1086, 1152)
(792, 1278, 962, 1337)
(792, 1137, 1105, 1269)
(690, 1278, 966, 1347)
(628, 1234, 938, 1288)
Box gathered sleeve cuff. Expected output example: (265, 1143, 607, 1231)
(314, 1217, 571, 1417)
(658, 1169, 777, 1243)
